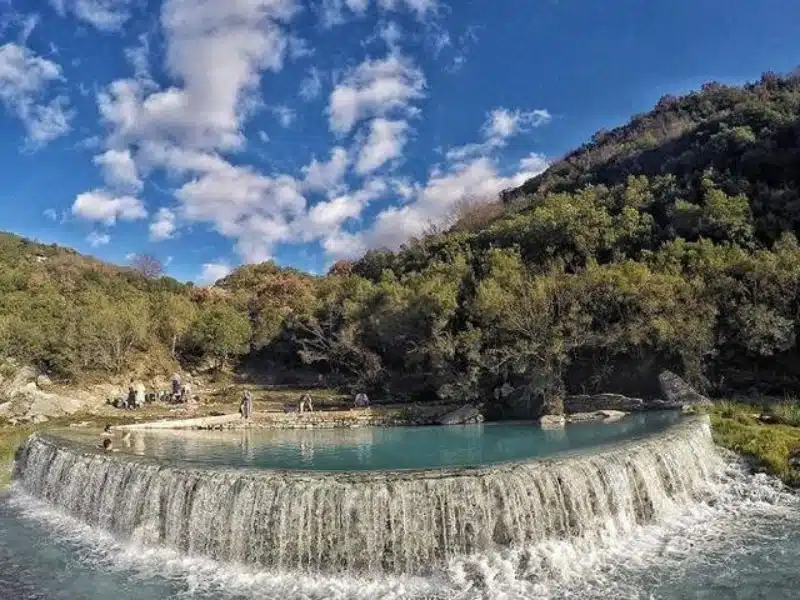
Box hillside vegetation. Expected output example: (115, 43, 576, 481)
(0, 234, 316, 381)
(3, 72, 800, 418)
(288, 72, 800, 414)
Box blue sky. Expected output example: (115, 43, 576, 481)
(1, 0, 799, 283)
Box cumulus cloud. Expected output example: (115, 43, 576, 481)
(96, 0, 299, 152)
(328, 53, 424, 134)
(62, 0, 548, 270)
(198, 262, 232, 285)
(149, 207, 177, 241)
(51, 0, 134, 32)
(299, 67, 322, 101)
(86, 231, 111, 247)
(93, 148, 142, 191)
(483, 107, 551, 140)
(356, 118, 408, 174)
(72, 189, 147, 225)
(360, 153, 550, 252)
(446, 107, 552, 162)
(302, 146, 349, 192)
(0, 43, 73, 145)
(302, 178, 386, 240)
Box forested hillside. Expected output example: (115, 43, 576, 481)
(3, 72, 800, 417)
(0, 233, 314, 380)
(289, 72, 800, 413)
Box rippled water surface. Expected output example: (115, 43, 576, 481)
(2, 460, 798, 599)
(52, 411, 682, 471)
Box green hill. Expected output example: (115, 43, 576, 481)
(290, 72, 800, 411)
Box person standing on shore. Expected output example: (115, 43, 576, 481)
(240, 390, 253, 420)
(171, 373, 181, 401)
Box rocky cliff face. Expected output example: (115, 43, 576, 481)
(0, 362, 110, 423)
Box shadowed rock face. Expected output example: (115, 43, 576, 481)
(14, 417, 720, 575)
(659, 371, 712, 407)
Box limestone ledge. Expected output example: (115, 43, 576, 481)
(115, 405, 484, 431)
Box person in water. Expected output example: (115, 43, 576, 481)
(99, 438, 113, 451)
(240, 390, 253, 420)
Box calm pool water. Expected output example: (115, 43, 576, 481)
(52, 411, 682, 471)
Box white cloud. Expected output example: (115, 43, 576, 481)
(86, 231, 111, 247)
(322, 230, 367, 260)
(19, 14, 40, 44)
(43, 208, 59, 221)
(328, 53, 424, 134)
(52, 0, 134, 31)
(149, 207, 177, 241)
(174, 161, 305, 262)
(319, 0, 438, 27)
(378, 0, 438, 19)
(446, 107, 552, 162)
(96, 0, 300, 153)
(124, 34, 152, 84)
(302, 146, 349, 192)
(483, 107, 551, 140)
(198, 262, 232, 285)
(363, 153, 549, 251)
(356, 118, 408, 174)
(0, 43, 72, 145)
(299, 67, 322, 101)
(270, 104, 296, 127)
(93, 148, 142, 191)
(72, 189, 147, 225)
(303, 178, 386, 240)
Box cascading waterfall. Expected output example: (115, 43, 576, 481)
(12, 417, 722, 575)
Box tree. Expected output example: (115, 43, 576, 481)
(153, 292, 197, 357)
(131, 254, 164, 279)
(190, 305, 251, 371)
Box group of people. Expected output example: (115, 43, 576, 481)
(113, 373, 194, 410)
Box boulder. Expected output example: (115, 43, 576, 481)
(437, 404, 483, 426)
(658, 370, 712, 407)
(539, 414, 566, 429)
(31, 414, 49, 424)
(789, 450, 800, 470)
(597, 409, 627, 422)
(35, 374, 52, 388)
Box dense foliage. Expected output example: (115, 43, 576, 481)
(0, 234, 314, 380)
(288, 72, 800, 414)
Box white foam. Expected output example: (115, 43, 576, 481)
(7, 457, 798, 600)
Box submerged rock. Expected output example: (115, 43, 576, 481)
(437, 404, 483, 425)
(658, 370, 712, 407)
(539, 414, 566, 429)
(566, 410, 628, 424)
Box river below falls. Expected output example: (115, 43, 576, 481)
(1, 459, 799, 600)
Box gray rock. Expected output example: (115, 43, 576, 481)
(35, 374, 52, 388)
(658, 370, 712, 407)
(31, 414, 49, 424)
(565, 393, 644, 413)
(539, 414, 566, 429)
(437, 404, 482, 426)
(597, 409, 627, 422)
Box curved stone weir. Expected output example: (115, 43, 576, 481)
(12, 417, 722, 575)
